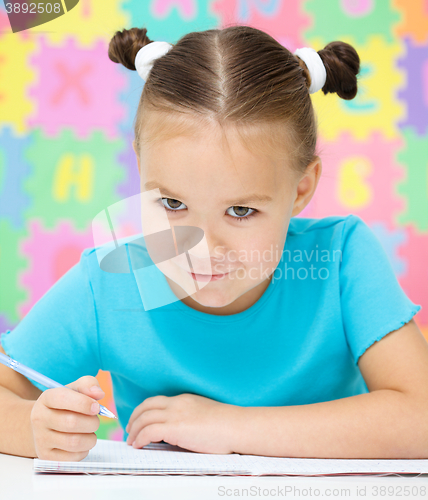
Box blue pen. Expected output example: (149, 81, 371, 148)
(0, 352, 117, 419)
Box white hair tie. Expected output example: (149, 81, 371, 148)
(293, 47, 326, 94)
(135, 41, 173, 81)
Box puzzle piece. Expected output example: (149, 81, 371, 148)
(304, 0, 401, 44)
(397, 37, 428, 136)
(94, 370, 123, 441)
(0, 127, 33, 229)
(117, 131, 141, 199)
(0, 33, 36, 134)
(118, 67, 144, 136)
(310, 131, 404, 223)
(24, 0, 130, 48)
(123, 0, 219, 43)
(0, 314, 15, 336)
(108, 427, 125, 441)
(397, 224, 428, 326)
(308, 35, 405, 141)
(0, 7, 9, 37)
(212, 0, 310, 51)
(396, 127, 428, 232)
(394, 0, 428, 46)
(154, 0, 197, 20)
(28, 37, 127, 140)
(24, 128, 125, 230)
(0, 220, 28, 324)
(96, 414, 123, 440)
(421, 325, 428, 343)
(18, 218, 94, 317)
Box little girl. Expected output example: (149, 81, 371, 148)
(1, 25, 428, 462)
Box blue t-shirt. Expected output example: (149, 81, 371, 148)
(1, 214, 421, 440)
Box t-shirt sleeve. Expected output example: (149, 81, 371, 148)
(0, 250, 102, 392)
(340, 215, 422, 366)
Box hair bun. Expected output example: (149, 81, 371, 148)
(318, 41, 360, 100)
(108, 27, 152, 71)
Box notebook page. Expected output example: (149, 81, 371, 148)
(34, 439, 251, 474)
(34, 439, 428, 476)
(238, 453, 428, 476)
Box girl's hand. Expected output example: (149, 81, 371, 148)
(125, 394, 241, 454)
(30, 376, 104, 461)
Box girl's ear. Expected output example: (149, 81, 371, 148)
(132, 140, 141, 175)
(291, 157, 322, 217)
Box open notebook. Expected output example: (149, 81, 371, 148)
(33, 439, 428, 476)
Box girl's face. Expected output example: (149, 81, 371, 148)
(134, 121, 321, 315)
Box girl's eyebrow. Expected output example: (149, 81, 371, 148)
(144, 181, 273, 205)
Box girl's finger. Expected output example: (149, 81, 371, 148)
(132, 423, 166, 449)
(42, 387, 100, 416)
(46, 408, 100, 434)
(126, 409, 166, 444)
(126, 395, 169, 432)
(47, 429, 98, 454)
(45, 448, 90, 462)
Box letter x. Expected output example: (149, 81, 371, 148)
(51, 61, 92, 106)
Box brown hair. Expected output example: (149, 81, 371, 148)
(108, 25, 360, 175)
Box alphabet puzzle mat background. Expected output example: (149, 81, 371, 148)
(0, 0, 427, 441)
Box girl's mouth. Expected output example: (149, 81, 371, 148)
(187, 271, 230, 282)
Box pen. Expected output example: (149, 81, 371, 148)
(0, 352, 117, 419)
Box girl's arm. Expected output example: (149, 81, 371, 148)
(230, 318, 428, 459)
(0, 344, 103, 460)
(0, 344, 41, 457)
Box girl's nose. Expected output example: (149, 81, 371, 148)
(186, 228, 226, 269)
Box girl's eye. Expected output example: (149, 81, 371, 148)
(160, 198, 186, 211)
(226, 206, 257, 222)
(159, 198, 257, 222)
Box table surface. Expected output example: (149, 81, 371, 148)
(1, 452, 427, 500)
